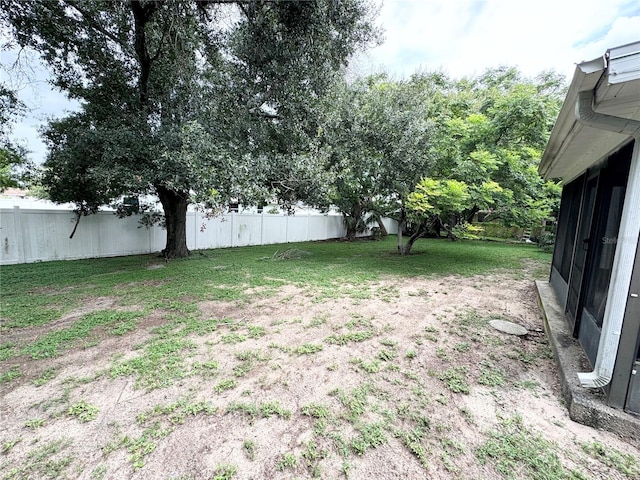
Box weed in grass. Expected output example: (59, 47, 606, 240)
(396, 427, 429, 468)
(227, 401, 291, 421)
(137, 399, 216, 425)
(68, 400, 99, 422)
(296, 343, 324, 355)
(459, 406, 475, 424)
(235, 349, 269, 362)
(21, 310, 144, 359)
(6, 438, 74, 479)
(506, 348, 539, 366)
(1, 437, 22, 453)
(90, 463, 108, 479)
(24, 418, 46, 429)
(355, 358, 382, 373)
(276, 452, 297, 471)
(267, 342, 292, 354)
(435, 347, 448, 360)
(332, 384, 372, 421)
(232, 362, 253, 377)
(374, 285, 399, 302)
(0, 342, 16, 361)
(191, 360, 220, 378)
(301, 403, 331, 419)
(110, 337, 196, 390)
(325, 330, 374, 345)
(377, 347, 397, 362)
(242, 440, 256, 461)
(214, 379, 238, 393)
(302, 440, 325, 476)
(439, 366, 470, 394)
(305, 314, 328, 329)
(247, 325, 266, 338)
(580, 441, 640, 477)
(221, 332, 247, 344)
(345, 314, 374, 330)
(350, 422, 387, 455)
(33, 367, 59, 386)
(477, 415, 574, 480)
(454, 342, 471, 352)
(127, 421, 173, 469)
(110, 316, 140, 335)
(212, 464, 238, 480)
(0, 365, 21, 383)
(478, 361, 505, 387)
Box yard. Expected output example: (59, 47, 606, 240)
(1, 237, 638, 480)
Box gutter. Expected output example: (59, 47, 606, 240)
(575, 89, 640, 388)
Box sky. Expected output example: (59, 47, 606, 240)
(2, 0, 640, 166)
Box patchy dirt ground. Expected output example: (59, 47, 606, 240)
(1, 265, 639, 480)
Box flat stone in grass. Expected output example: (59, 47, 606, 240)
(489, 319, 528, 336)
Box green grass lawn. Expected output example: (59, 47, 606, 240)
(3, 236, 638, 480)
(0, 236, 551, 331)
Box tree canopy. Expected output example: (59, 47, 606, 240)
(317, 67, 564, 254)
(1, 0, 379, 256)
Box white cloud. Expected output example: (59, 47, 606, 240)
(358, 0, 640, 81)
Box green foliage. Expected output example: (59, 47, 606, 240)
(477, 415, 583, 480)
(68, 400, 99, 422)
(20, 310, 144, 359)
(580, 441, 640, 477)
(325, 330, 374, 345)
(438, 366, 470, 394)
(0, 85, 31, 191)
(296, 343, 324, 355)
(214, 379, 238, 394)
(2, 0, 378, 257)
(226, 401, 291, 421)
(276, 452, 298, 471)
(4, 438, 74, 479)
(212, 464, 237, 480)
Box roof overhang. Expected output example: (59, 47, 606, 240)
(539, 41, 640, 182)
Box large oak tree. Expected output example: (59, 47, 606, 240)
(1, 0, 378, 257)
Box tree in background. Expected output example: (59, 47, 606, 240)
(318, 73, 447, 246)
(401, 67, 564, 253)
(1, 0, 378, 257)
(0, 85, 30, 191)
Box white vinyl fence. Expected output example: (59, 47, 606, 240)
(0, 206, 397, 265)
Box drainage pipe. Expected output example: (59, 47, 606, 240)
(575, 89, 640, 388)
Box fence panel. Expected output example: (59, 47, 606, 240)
(0, 207, 396, 265)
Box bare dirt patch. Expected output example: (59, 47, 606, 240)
(1, 268, 639, 480)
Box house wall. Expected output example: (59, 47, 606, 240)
(0, 207, 398, 265)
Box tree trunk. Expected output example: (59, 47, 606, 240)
(397, 209, 406, 254)
(344, 204, 363, 242)
(345, 215, 358, 241)
(376, 215, 388, 237)
(402, 229, 424, 255)
(157, 186, 190, 258)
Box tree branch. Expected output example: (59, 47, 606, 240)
(63, 0, 134, 57)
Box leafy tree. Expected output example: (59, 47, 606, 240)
(318, 73, 447, 246)
(0, 84, 30, 191)
(402, 67, 564, 252)
(1, 0, 378, 257)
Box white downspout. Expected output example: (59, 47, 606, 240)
(575, 89, 640, 388)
